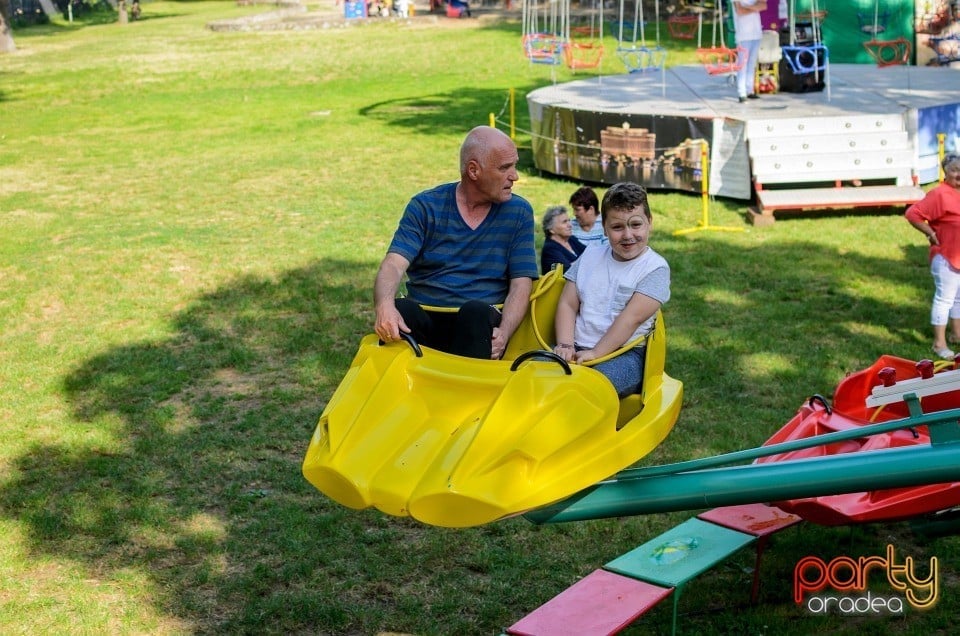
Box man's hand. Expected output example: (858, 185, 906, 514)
(491, 326, 507, 359)
(375, 301, 409, 342)
(373, 253, 411, 342)
(493, 277, 534, 359)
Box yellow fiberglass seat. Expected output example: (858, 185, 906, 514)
(302, 267, 682, 527)
(505, 267, 681, 428)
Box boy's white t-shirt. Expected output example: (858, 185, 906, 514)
(564, 244, 671, 349)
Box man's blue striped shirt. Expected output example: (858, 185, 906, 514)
(388, 182, 539, 307)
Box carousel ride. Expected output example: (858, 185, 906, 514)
(302, 255, 960, 633)
(302, 268, 683, 528)
(303, 264, 960, 531)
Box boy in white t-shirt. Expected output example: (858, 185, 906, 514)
(553, 182, 670, 398)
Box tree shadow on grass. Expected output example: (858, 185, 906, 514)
(0, 236, 945, 633)
(1, 258, 378, 632)
(641, 230, 934, 456)
(358, 83, 552, 176)
(9, 7, 184, 36)
(360, 83, 542, 133)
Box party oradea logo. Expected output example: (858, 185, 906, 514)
(794, 544, 938, 615)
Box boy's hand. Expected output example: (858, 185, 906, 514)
(574, 349, 598, 364)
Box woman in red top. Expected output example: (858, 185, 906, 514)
(906, 153, 960, 359)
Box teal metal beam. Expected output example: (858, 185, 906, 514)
(615, 401, 960, 481)
(524, 443, 960, 524)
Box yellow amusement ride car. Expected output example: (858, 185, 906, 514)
(302, 267, 683, 527)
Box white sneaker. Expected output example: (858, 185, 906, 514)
(932, 346, 956, 360)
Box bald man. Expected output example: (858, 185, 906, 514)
(374, 126, 538, 359)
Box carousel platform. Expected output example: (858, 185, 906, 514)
(526, 63, 960, 223)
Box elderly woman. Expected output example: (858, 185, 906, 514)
(541, 205, 587, 274)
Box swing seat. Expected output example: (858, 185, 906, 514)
(667, 14, 698, 40)
(795, 10, 827, 22)
(857, 10, 888, 35)
(929, 34, 960, 65)
(781, 43, 828, 75)
(570, 25, 599, 38)
(524, 34, 566, 65)
(564, 41, 604, 71)
(696, 46, 744, 75)
(863, 37, 911, 67)
(617, 45, 667, 73)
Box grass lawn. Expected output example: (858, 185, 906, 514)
(1, 2, 958, 634)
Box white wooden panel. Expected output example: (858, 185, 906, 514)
(754, 167, 914, 185)
(748, 131, 911, 157)
(753, 148, 914, 180)
(745, 113, 905, 138)
(867, 367, 960, 407)
(710, 118, 752, 199)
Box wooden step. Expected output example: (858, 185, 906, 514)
(697, 504, 803, 602)
(755, 184, 924, 214)
(605, 517, 756, 635)
(605, 517, 756, 589)
(506, 569, 672, 636)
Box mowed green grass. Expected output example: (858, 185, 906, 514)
(1, 3, 958, 634)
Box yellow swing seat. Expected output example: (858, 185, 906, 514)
(302, 268, 683, 527)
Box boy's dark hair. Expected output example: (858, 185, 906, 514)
(601, 182, 651, 221)
(568, 185, 599, 211)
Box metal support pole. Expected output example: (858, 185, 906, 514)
(673, 141, 744, 236)
(510, 87, 516, 140)
(939, 132, 946, 183)
(526, 442, 960, 524)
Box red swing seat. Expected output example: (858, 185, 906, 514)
(863, 37, 911, 67)
(570, 25, 599, 37)
(564, 41, 604, 70)
(697, 46, 745, 75)
(667, 14, 698, 40)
